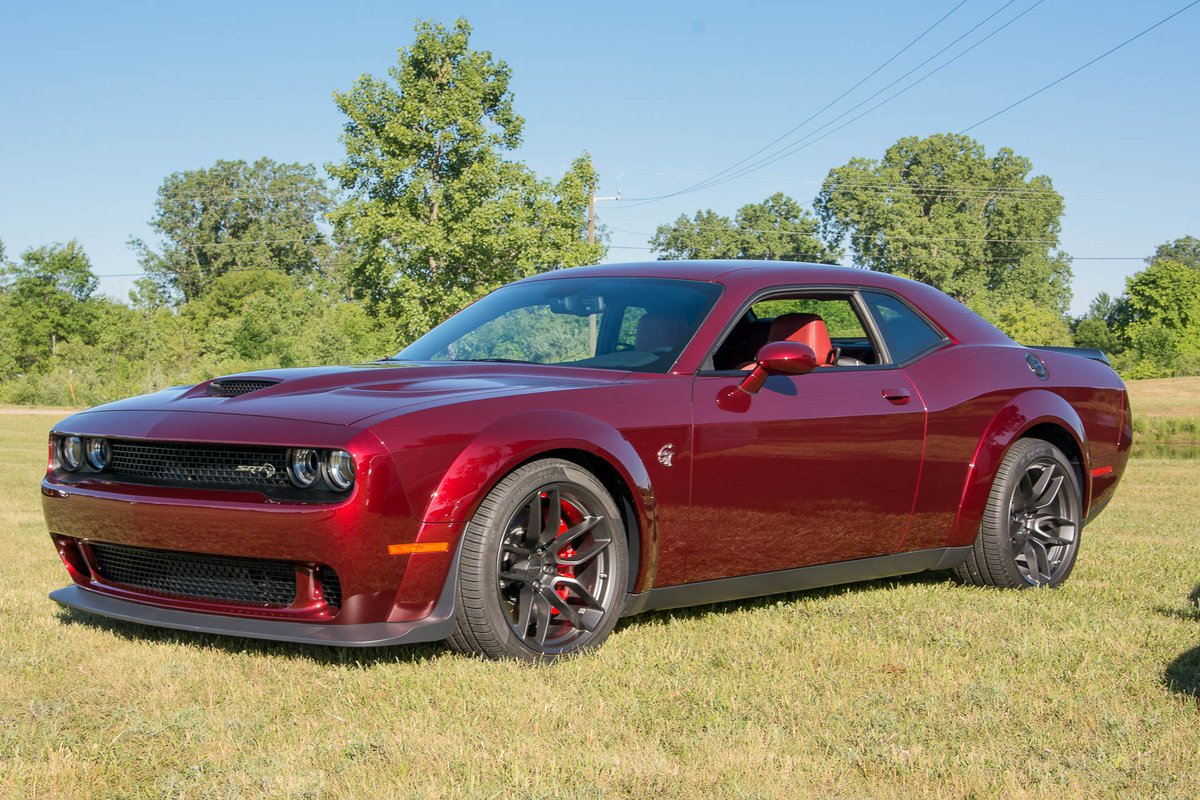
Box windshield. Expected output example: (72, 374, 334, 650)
(395, 276, 722, 373)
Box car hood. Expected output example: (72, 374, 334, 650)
(77, 362, 623, 426)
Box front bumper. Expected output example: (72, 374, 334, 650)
(51, 583, 456, 647)
(42, 409, 462, 636)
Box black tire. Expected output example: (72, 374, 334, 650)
(447, 458, 629, 662)
(953, 438, 1083, 589)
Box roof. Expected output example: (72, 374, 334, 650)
(522, 260, 933, 294)
(521, 260, 861, 284)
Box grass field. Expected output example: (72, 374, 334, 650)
(2, 411, 1198, 799)
(1127, 376, 1200, 445)
(1126, 376, 1200, 420)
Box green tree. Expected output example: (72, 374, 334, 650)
(815, 133, 1072, 315)
(182, 270, 394, 372)
(328, 18, 602, 341)
(1148, 235, 1200, 269)
(131, 158, 333, 302)
(985, 301, 1073, 347)
(651, 192, 838, 263)
(0, 240, 98, 372)
(1071, 291, 1125, 354)
(1118, 259, 1200, 377)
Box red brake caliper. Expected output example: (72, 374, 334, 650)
(550, 509, 576, 616)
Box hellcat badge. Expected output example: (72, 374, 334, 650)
(657, 444, 676, 467)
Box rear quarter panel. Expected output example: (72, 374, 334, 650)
(900, 344, 1128, 551)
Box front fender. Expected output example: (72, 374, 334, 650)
(949, 390, 1088, 547)
(422, 410, 659, 592)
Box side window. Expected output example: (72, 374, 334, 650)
(709, 293, 878, 370)
(861, 291, 946, 363)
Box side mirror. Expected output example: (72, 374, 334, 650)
(738, 340, 817, 394)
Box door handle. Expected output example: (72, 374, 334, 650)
(882, 387, 911, 404)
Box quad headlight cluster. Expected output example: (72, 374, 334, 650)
(286, 448, 356, 492)
(53, 435, 355, 494)
(56, 435, 110, 472)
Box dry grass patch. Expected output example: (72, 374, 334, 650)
(1126, 376, 1200, 419)
(1122, 377, 1200, 445)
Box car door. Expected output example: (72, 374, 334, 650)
(685, 291, 927, 582)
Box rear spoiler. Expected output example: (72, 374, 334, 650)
(1030, 346, 1111, 365)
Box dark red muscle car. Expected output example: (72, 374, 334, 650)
(42, 261, 1132, 661)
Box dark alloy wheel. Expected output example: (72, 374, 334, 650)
(1007, 456, 1079, 585)
(447, 459, 628, 661)
(953, 438, 1083, 589)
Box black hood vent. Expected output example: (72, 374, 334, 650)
(208, 378, 279, 397)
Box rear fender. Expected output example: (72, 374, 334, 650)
(949, 390, 1089, 547)
(423, 410, 658, 592)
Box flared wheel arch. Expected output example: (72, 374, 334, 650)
(421, 412, 656, 597)
(951, 392, 1091, 548)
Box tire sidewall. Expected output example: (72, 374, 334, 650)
(462, 459, 629, 661)
(985, 439, 1083, 588)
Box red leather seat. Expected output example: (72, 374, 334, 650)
(741, 312, 837, 368)
(769, 313, 836, 366)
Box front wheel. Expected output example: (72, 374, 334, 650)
(953, 438, 1083, 589)
(447, 459, 628, 661)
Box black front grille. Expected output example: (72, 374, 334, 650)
(320, 568, 342, 608)
(108, 440, 291, 489)
(89, 542, 297, 606)
(209, 379, 278, 397)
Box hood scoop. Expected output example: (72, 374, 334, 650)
(208, 378, 281, 397)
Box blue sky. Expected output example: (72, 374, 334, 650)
(2, 0, 1197, 315)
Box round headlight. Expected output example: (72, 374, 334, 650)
(287, 448, 321, 488)
(326, 450, 355, 491)
(86, 438, 111, 470)
(60, 436, 83, 471)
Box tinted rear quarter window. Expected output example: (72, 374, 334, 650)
(861, 291, 946, 363)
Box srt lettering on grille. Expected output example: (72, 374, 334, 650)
(235, 464, 277, 478)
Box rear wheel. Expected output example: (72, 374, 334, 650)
(953, 438, 1082, 588)
(447, 459, 628, 661)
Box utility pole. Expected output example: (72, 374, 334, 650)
(588, 191, 595, 245)
(586, 182, 619, 352)
(588, 184, 620, 245)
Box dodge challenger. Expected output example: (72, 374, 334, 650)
(42, 261, 1132, 661)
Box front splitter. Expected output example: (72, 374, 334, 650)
(50, 585, 455, 648)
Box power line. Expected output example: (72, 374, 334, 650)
(132, 237, 329, 250)
(621, 0, 1041, 205)
(599, 246, 1146, 262)
(652, 0, 972, 200)
(175, 237, 328, 248)
(675, 0, 1032, 196)
(646, 0, 1048, 202)
(809, 181, 1061, 196)
(595, 179, 1072, 216)
(616, 2, 1194, 209)
(94, 265, 332, 278)
(608, 226, 1063, 244)
(158, 179, 1075, 202)
(960, 0, 1200, 132)
(89, 253, 1150, 281)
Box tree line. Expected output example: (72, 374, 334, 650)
(1, 18, 1196, 406)
(652, 146, 1199, 379)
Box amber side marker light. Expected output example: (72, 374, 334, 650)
(388, 542, 450, 556)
